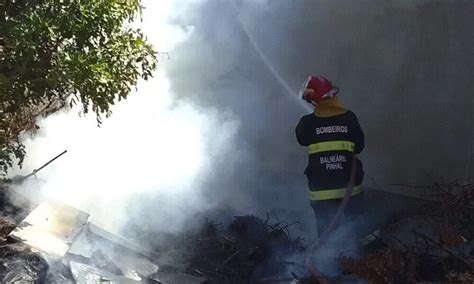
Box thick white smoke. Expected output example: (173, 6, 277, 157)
(9, 0, 474, 242)
(10, 0, 240, 235)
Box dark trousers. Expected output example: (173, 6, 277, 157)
(310, 193, 365, 237)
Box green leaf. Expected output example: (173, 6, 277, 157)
(0, 0, 157, 176)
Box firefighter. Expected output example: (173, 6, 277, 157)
(295, 75, 365, 236)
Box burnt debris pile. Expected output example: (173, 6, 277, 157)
(0, 183, 161, 283)
(0, 185, 48, 283)
(341, 181, 474, 283)
(0, 233, 49, 283)
(156, 215, 306, 283)
(0, 181, 473, 283)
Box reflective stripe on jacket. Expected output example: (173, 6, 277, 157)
(308, 185, 363, 201)
(296, 110, 365, 201)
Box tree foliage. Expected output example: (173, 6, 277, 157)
(0, 0, 157, 176)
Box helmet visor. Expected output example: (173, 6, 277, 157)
(298, 76, 312, 100)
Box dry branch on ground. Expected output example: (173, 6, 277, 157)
(340, 181, 474, 283)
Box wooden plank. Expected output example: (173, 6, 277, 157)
(9, 199, 89, 256)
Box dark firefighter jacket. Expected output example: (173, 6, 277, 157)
(295, 110, 364, 201)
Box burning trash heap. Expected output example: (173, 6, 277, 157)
(0, 183, 161, 283)
(0, 180, 307, 283)
(0, 180, 473, 283)
(341, 181, 474, 283)
(152, 215, 306, 283)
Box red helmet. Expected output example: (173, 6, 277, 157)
(299, 75, 339, 102)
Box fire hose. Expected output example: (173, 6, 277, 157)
(305, 153, 358, 283)
(258, 154, 358, 284)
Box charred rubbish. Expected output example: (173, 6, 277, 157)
(0, 191, 161, 283)
(340, 181, 474, 283)
(154, 215, 306, 283)
(1, 181, 473, 283)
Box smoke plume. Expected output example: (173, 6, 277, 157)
(9, 0, 474, 242)
(166, 0, 474, 208)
